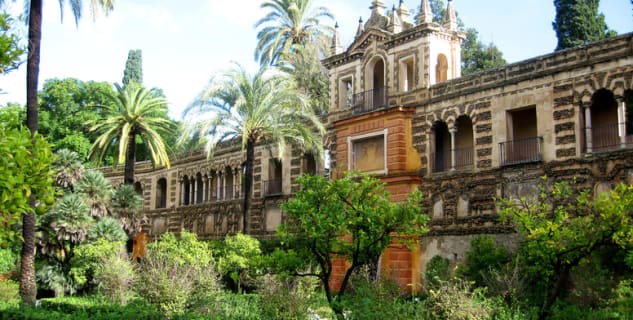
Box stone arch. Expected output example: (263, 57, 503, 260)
(431, 120, 451, 173)
(589, 88, 619, 151)
(182, 175, 191, 206)
(155, 177, 167, 209)
(454, 115, 474, 170)
(435, 53, 448, 83)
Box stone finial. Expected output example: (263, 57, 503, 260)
(397, 0, 411, 24)
(444, 0, 458, 30)
(369, 0, 386, 15)
(416, 0, 433, 24)
(355, 17, 365, 38)
(331, 22, 343, 55)
(388, 4, 402, 33)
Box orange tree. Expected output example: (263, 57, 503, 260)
(279, 172, 428, 318)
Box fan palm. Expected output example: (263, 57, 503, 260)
(89, 84, 173, 185)
(89, 217, 127, 242)
(43, 194, 94, 244)
(110, 184, 144, 235)
(75, 170, 113, 218)
(18, 0, 114, 305)
(181, 63, 324, 233)
(254, 0, 333, 66)
(52, 148, 85, 191)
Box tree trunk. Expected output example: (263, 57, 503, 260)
(124, 133, 136, 185)
(539, 266, 571, 320)
(243, 138, 255, 233)
(20, 0, 43, 306)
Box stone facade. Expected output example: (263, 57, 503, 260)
(103, 0, 633, 293)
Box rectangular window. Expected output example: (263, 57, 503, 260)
(348, 129, 388, 174)
(399, 56, 414, 92)
(339, 76, 353, 109)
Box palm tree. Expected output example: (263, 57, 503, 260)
(254, 0, 333, 66)
(89, 84, 173, 185)
(19, 0, 114, 306)
(52, 148, 85, 191)
(75, 170, 113, 218)
(181, 63, 325, 233)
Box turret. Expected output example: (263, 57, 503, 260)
(416, 0, 433, 24)
(444, 0, 458, 30)
(331, 22, 343, 55)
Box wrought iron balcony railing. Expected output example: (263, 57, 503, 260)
(263, 179, 283, 196)
(352, 87, 389, 115)
(499, 136, 543, 166)
(430, 147, 474, 173)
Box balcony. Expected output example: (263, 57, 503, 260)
(263, 179, 283, 196)
(589, 123, 633, 153)
(430, 147, 474, 173)
(499, 136, 543, 166)
(352, 87, 389, 115)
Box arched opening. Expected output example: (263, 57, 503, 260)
(224, 167, 234, 199)
(431, 121, 451, 172)
(454, 115, 474, 170)
(435, 54, 448, 83)
(134, 182, 143, 196)
(302, 152, 318, 176)
(265, 159, 283, 196)
(155, 178, 167, 209)
(196, 173, 204, 203)
(182, 175, 190, 205)
(590, 88, 620, 151)
(372, 58, 386, 108)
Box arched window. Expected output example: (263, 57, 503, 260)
(182, 175, 190, 205)
(196, 173, 204, 203)
(435, 54, 448, 83)
(431, 121, 450, 172)
(590, 88, 619, 152)
(156, 178, 167, 209)
(454, 115, 474, 170)
(302, 152, 318, 176)
(224, 167, 234, 199)
(134, 182, 143, 208)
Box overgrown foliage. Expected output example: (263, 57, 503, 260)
(0, 11, 24, 75)
(499, 179, 633, 319)
(280, 172, 428, 317)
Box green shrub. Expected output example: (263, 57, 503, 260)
(425, 255, 452, 289)
(256, 274, 328, 320)
(460, 235, 510, 288)
(36, 263, 76, 297)
(0, 280, 19, 304)
(425, 279, 491, 320)
(134, 231, 218, 317)
(337, 275, 424, 320)
(94, 249, 135, 304)
(0, 249, 17, 275)
(216, 233, 261, 292)
(192, 292, 262, 320)
(69, 240, 126, 291)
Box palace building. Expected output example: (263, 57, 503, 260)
(104, 0, 633, 291)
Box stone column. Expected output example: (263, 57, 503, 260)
(449, 127, 457, 171)
(201, 176, 206, 203)
(619, 100, 627, 148)
(234, 169, 240, 199)
(207, 175, 213, 201)
(585, 107, 593, 153)
(222, 172, 227, 200)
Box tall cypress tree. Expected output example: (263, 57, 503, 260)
(552, 0, 616, 51)
(122, 49, 143, 86)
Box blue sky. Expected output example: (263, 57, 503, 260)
(0, 0, 631, 119)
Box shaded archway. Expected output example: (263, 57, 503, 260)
(155, 178, 167, 209)
(454, 115, 474, 170)
(431, 121, 451, 172)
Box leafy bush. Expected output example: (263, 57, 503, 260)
(69, 240, 126, 291)
(94, 249, 135, 304)
(216, 233, 261, 292)
(134, 232, 218, 316)
(425, 279, 491, 320)
(36, 263, 76, 297)
(338, 278, 424, 320)
(0, 248, 17, 275)
(0, 279, 19, 304)
(425, 255, 452, 288)
(460, 235, 510, 288)
(256, 274, 328, 320)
